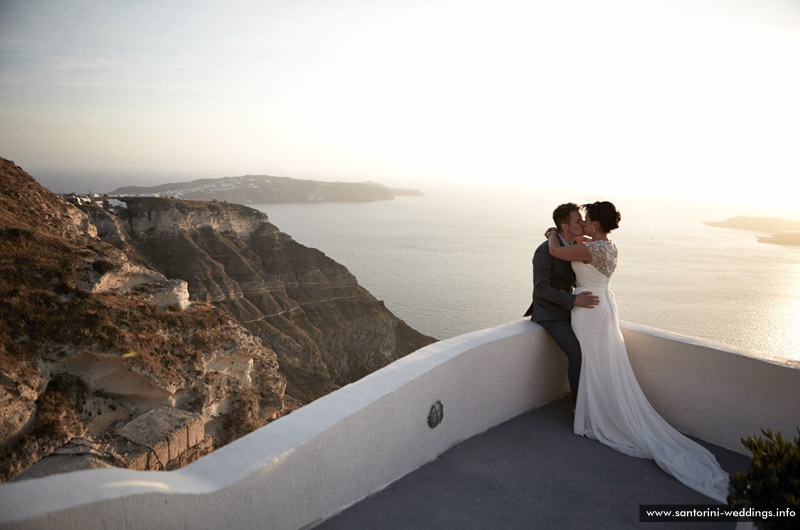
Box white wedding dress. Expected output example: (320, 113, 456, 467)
(571, 240, 730, 503)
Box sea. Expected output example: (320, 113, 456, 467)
(254, 189, 800, 364)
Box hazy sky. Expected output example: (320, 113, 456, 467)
(1, 0, 799, 211)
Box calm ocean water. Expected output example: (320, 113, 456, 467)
(255, 190, 800, 363)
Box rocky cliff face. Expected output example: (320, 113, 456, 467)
(0, 158, 435, 482)
(84, 196, 434, 404)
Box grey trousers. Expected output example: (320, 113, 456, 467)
(538, 319, 582, 406)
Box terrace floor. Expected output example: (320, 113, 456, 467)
(313, 398, 749, 530)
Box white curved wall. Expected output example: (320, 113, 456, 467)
(621, 322, 800, 453)
(0, 321, 798, 530)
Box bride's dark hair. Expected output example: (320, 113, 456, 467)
(582, 201, 621, 232)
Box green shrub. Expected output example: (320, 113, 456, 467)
(728, 428, 800, 530)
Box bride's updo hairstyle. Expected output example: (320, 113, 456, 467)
(582, 201, 621, 233)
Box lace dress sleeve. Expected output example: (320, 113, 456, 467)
(585, 241, 618, 277)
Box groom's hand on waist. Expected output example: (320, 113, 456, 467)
(575, 291, 599, 308)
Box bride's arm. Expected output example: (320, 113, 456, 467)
(548, 232, 592, 262)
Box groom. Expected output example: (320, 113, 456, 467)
(524, 202, 598, 408)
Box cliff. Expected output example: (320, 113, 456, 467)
(109, 175, 424, 203)
(0, 158, 434, 482)
(83, 196, 435, 403)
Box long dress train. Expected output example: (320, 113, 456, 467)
(571, 240, 729, 503)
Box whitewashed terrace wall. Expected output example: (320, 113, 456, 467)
(0, 320, 798, 530)
(621, 322, 799, 453)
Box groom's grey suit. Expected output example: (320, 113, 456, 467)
(524, 237, 582, 406)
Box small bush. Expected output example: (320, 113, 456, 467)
(728, 428, 800, 530)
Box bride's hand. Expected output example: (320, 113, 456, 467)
(574, 235, 592, 243)
(544, 227, 558, 238)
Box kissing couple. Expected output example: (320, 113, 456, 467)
(525, 201, 729, 503)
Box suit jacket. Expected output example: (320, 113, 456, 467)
(524, 238, 577, 321)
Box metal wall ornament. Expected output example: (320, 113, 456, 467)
(427, 401, 444, 428)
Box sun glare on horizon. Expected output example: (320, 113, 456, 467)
(0, 0, 798, 214)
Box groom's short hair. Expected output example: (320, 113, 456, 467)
(553, 202, 580, 229)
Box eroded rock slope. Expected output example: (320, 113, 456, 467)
(0, 158, 434, 482)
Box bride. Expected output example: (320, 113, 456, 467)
(546, 201, 730, 503)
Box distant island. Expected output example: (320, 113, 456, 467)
(704, 216, 800, 247)
(109, 175, 424, 204)
(757, 232, 800, 246)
